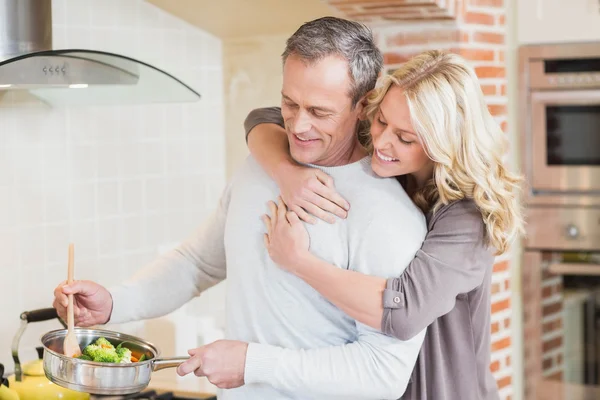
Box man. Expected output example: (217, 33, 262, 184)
(53, 17, 427, 399)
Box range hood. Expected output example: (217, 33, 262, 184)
(0, 0, 201, 106)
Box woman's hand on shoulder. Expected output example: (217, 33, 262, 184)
(276, 164, 350, 224)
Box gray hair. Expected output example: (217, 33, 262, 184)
(282, 16, 383, 107)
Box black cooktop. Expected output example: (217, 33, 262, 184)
(93, 390, 217, 400)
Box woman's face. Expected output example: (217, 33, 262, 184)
(370, 85, 434, 184)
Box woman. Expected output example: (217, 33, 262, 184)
(245, 50, 524, 400)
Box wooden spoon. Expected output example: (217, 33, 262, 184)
(63, 243, 81, 358)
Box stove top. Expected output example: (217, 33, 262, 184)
(90, 389, 217, 400)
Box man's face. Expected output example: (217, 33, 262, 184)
(281, 54, 364, 166)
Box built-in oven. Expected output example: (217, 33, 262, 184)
(521, 42, 600, 205)
(520, 42, 600, 400)
(530, 90, 600, 193)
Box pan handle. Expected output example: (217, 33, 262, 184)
(21, 308, 59, 323)
(152, 357, 190, 371)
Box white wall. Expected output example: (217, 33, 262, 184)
(223, 34, 288, 177)
(0, 0, 226, 370)
(506, 0, 524, 398)
(518, 0, 600, 44)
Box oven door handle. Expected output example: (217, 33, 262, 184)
(548, 262, 600, 276)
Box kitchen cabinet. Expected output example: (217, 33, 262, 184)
(518, 0, 600, 44)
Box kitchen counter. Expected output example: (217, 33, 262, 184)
(536, 379, 600, 400)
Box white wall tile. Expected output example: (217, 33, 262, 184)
(98, 218, 121, 256)
(0, 0, 225, 369)
(18, 227, 45, 268)
(44, 184, 71, 223)
(0, 147, 15, 186)
(72, 183, 97, 220)
(43, 145, 69, 182)
(70, 145, 98, 181)
(65, 0, 91, 27)
(97, 181, 119, 217)
(120, 215, 143, 252)
(121, 180, 143, 214)
(44, 224, 71, 265)
(16, 186, 44, 225)
(0, 229, 18, 268)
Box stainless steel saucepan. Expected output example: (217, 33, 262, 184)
(41, 328, 189, 395)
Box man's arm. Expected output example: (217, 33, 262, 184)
(108, 184, 231, 324)
(244, 323, 425, 399)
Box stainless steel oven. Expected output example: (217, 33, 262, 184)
(521, 42, 600, 205)
(520, 42, 600, 400)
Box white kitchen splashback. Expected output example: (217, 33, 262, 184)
(0, 0, 226, 370)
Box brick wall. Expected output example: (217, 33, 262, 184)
(540, 254, 565, 381)
(325, 0, 512, 398)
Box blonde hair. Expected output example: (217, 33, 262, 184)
(364, 50, 524, 255)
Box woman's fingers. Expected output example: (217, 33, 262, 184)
(267, 201, 278, 225)
(299, 200, 335, 224)
(290, 205, 316, 225)
(286, 211, 301, 225)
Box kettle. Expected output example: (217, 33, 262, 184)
(0, 309, 89, 400)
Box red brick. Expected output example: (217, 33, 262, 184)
(465, 11, 495, 25)
(542, 337, 563, 353)
(557, 353, 563, 364)
(481, 84, 496, 96)
(329, 0, 405, 4)
(492, 336, 511, 352)
(505, 279, 511, 290)
(452, 47, 495, 61)
(542, 318, 563, 334)
(500, 121, 508, 132)
(498, 50, 505, 62)
(491, 321, 500, 334)
(383, 52, 415, 65)
(506, 355, 511, 366)
(490, 360, 500, 372)
(492, 298, 510, 313)
(504, 317, 511, 329)
(497, 375, 512, 389)
(491, 282, 502, 295)
(475, 66, 505, 78)
(543, 357, 553, 370)
(500, 84, 507, 95)
(543, 302, 562, 317)
(473, 31, 505, 45)
(498, 15, 506, 25)
(493, 261, 509, 273)
(386, 30, 461, 47)
(471, 0, 504, 7)
(546, 371, 563, 381)
(542, 286, 553, 298)
(488, 104, 507, 116)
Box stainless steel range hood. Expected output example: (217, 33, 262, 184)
(0, 0, 201, 106)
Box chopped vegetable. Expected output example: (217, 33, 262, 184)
(138, 354, 146, 362)
(78, 337, 135, 363)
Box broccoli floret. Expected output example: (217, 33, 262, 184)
(83, 344, 101, 358)
(116, 346, 132, 363)
(94, 337, 114, 349)
(77, 354, 92, 361)
(94, 349, 120, 363)
(82, 341, 119, 363)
